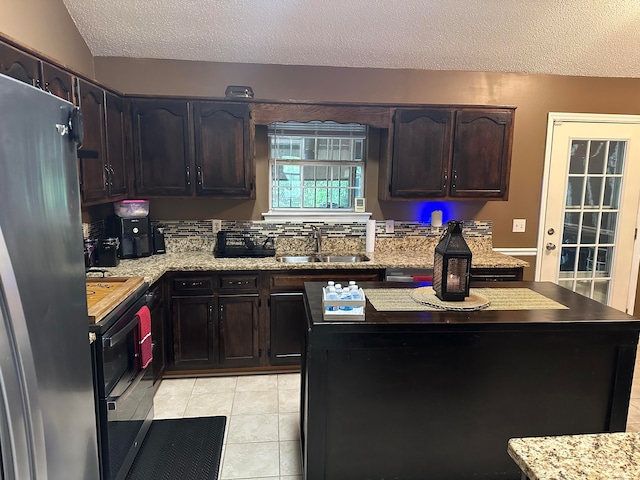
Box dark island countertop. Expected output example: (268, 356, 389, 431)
(304, 281, 639, 331)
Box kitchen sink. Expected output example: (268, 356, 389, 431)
(276, 254, 370, 263)
(316, 255, 370, 263)
(276, 255, 318, 263)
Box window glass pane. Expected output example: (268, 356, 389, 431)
(569, 140, 587, 174)
(577, 246, 594, 276)
(563, 212, 580, 244)
(599, 212, 617, 244)
(580, 212, 599, 244)
(566, 177, 584, 207)
(575, 280, 592, 298)
(607, 141, 625, 174)
(595, 247, 613, 277)
(587, 141, 606, 174)
(603, 177, 621, 209)
(592, 281, 609, 304)
(583, 177, 602, 207)
(560, 247, 576, 272)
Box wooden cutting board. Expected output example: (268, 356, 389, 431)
(86, 276, 145, 324)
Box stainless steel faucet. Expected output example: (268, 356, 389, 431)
(311, 225, 322, 254)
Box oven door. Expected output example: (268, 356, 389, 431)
(101, 312, 140, 397)
(104, 365, 154, 480)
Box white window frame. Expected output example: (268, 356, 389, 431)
(263, 121, 371, 222)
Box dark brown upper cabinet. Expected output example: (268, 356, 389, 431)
(0, 43, 41, 87)
(41, 63, 73, 103)
(132, 99, 192, 196)
(193, 102, 255, 198)
(77, 79, 108, 202)
(104, 92, 129, 197)
(389, 109, 453, 198)
(450, 109, 513, 198)
(381, 107, 514, 200)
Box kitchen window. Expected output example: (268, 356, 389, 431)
(263, 121, 369, 221)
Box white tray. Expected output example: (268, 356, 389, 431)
(322, 287, 366, 321)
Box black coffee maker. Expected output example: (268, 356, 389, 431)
(106, 216, 152, 259)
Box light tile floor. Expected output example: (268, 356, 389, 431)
(154, 373, 302, 480)
(154, 357, 640, 480)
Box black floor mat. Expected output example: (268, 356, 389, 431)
(126, 416, 226, 480)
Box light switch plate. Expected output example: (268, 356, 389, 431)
(211, 219, 222, 233)
(512, 219, 526, 233)
(385, 219, 395, 234)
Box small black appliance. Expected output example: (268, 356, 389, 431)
(95, 238, 120, 267)
(106, 216, 152, 259)
(152, 224, 166, 254)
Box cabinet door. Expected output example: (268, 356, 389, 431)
(132, 99, 192, 196)
(105, 92, 128, 196)
(390, 109, 453, 198)
(42, 63, 73, 103)
(451, 109, 513, 199)
(171, 296, 216, 368)
(218, 295, 260, 368)
(269, 292, 305, 366)
(77, 79, 108, 202)
(0, 43, 41, 87)
(194, 102, 254, 197)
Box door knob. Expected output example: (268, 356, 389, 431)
(546, 243, 557, 251)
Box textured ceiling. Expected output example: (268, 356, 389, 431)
(62, 0, 640, 78)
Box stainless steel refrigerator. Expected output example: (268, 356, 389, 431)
(0, 74, 100, 478)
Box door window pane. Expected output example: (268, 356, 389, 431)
(580, 212, 599, 244)
(592, 281, 609, 304)
(595, 247, 613, 276)
(563, 212, 580, 244)
(560, 247, 577, 273)
(577, 246, 594, 276)
(569, 140, 588, 174)
(603, 177, 621, 209)
(583, 177, 603, 207)
(566, 177, 584, 207)
(587, 141, 607, 174)
(599, 212, 617, 243)
(575, 280, 592, 298)
(558, 280, 574, 290)
(607, 141, 625, 174)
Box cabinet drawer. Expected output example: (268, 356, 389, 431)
(172, 276, 214, 295)
(218, 274, 259, 291)
(270, 271, 382, 290)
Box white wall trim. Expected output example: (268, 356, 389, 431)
(263, 210, 372, 223)
(493, 247, 537, 257)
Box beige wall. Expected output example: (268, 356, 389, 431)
(95, 57, 640, 252)
(0, 0, 93, 76)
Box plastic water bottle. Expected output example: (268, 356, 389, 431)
(325, 286, 338, 312)
(339, 284, 353, 311)
(327, 280, 335, 287)
(350, 284, 361, 300)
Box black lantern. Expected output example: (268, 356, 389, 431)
(433, 221, 472, 301)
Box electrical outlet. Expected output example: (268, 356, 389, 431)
(385, 219, 395, 234)
(512, 219, 526, 233)
(211, 219, 222, 233)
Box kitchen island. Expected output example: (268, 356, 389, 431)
(301, 281, 640, 480)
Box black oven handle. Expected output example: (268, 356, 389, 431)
(106, 366, 146, 411)
(102, 314, 139, 349)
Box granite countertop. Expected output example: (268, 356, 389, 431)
(508, 433, 640, 479)
(89, 250, 528, 285)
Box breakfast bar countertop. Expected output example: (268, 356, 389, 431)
(88, 249, 528, 285)
(507, 433, 640, 480)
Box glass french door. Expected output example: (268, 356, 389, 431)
(538, 120, 640, 312)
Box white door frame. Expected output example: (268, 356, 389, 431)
(536, 112, 640, 313)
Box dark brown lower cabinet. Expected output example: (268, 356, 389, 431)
(171, 296, 216, 369)
(269, 292, 305, 366)
(218, 294, 261, 368)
